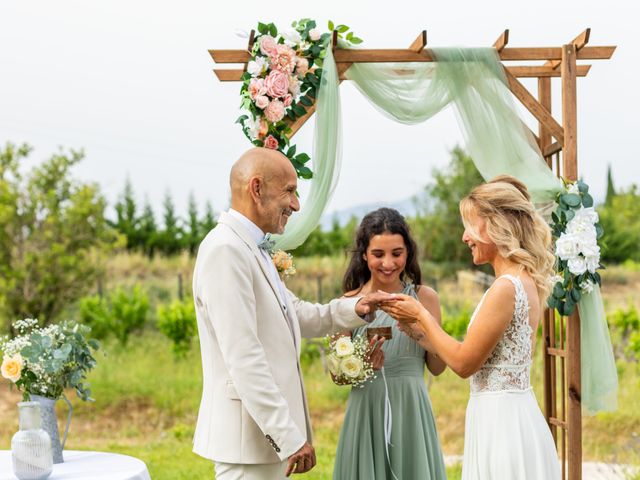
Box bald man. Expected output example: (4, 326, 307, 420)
(192, 148, 389, 479)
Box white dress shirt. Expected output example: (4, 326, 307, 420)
(227, 209, 292, 323)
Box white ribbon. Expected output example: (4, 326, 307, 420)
(381, 367, 400, 480)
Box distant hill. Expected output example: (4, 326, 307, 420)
(319, 193, 427, 230)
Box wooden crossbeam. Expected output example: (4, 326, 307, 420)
(493, 29, 509, 52)
(409, 30, 427, 52)
(543, 141, 562, 158)
(547, 346, 567, 357)
(208, 46, 615, 64)
(503, 68, 565, 144)
(213, 64, 592, 82)
(545, 28, 591, 70)
(549, 417, 568, 429)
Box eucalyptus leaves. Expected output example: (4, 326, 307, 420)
(548, 180, 604, 316)
(236, 19, 362, 178)
(1, 318, 99, 402)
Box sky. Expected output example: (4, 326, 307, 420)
(1, 0, 638, 222)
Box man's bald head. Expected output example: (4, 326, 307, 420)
(230, 147, 294, 201)
(229, 147, 300, 234)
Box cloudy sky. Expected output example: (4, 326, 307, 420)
(1, 0, 637, 221)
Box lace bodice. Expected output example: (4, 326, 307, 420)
(469, 274, 533, 393)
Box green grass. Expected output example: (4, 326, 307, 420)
(2, 331, 638, 479)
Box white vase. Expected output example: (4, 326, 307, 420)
(11, 401, 53, 480)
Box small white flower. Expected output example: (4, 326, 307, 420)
(244, 115, 260, 140)
(247, 57, 267, 77)
(580, 242, 600, 259)
(566, 183, 580, 195)
(581, 280, 595, 294)
(340, 355, 363, 378)
(548, 274, 563, 287)
(334, 336, 355, 357)
(567, 257, 587, 275)
(282, 29, 302, 46)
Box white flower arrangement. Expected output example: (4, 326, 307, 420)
(548, 180, 604, 316)
(325, 334, 375, 388)
(0, 318, 99, 402)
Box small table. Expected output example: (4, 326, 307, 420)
(0, 450, 151, 480)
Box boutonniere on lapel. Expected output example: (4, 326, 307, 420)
(272, 250, 296, 279)
(258, 233, 296, 279)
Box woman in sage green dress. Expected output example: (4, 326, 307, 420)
(333, 208, 447, 480)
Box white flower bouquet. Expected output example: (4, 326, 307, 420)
(325, 334, 375, 388)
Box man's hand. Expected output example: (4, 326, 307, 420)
(286, 442, 316, 476)
(355, 291, 397, 318)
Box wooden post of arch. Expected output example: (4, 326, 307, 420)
(208, 30, 615, 479)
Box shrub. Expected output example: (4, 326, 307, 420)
(78, 285, 149, 345)
(157, 298, 196, 357)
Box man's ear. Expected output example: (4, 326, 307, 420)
(248, 176, 263, 204)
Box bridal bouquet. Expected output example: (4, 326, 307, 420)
(0, 318, 100, 401)
(325, 334, 375, 388)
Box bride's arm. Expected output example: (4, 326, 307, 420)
(414, 286, 446, 376)
(384, 278, 515, 379)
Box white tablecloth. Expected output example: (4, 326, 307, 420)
(0, 450, 151, 480)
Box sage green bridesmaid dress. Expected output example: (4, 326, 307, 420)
(333, 284, 446, 480)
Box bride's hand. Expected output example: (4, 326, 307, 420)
(380, 293, 425, 324)
(397, 321, 425, 342)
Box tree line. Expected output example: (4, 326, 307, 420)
(1, 141, 638, 331)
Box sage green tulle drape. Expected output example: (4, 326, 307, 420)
(273, 46, 617, 413)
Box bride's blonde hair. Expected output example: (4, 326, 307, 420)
(460, 175, 555, 305)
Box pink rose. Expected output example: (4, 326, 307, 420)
(270, 44, 297, 74)
(295, 57, 309, 78)
(283, 94, 293, 107)
(264, 70, 289, 98)
(264, 99, 285, 123)
(258, 118, 268, 138)
(248, 78, 266, 100)
(259, 35, 278, 57)
(255, 95, 269, 109)
(264, 135, 279, 149)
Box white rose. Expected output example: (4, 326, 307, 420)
(327, 353, 340, 376)
(247, 57, 267, 77)
(555, 234, 579, 261)
(579, 241, 600, 259)
(566, 217, 597, 238)
(567, 257, 587, 275)
(308, 28, 321, 42)
(282, 29, 302, 46)
(334, 336, 355, 357)
(574, 206, 599, 225)
(585, 255, 600, 274)
(340, 355, 363, 378)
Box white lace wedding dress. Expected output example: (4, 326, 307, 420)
(462, 274, 561, 480)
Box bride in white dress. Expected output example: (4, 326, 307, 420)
(382, 175, 561, 479)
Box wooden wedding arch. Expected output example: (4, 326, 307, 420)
(209, 28, 616, 480)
